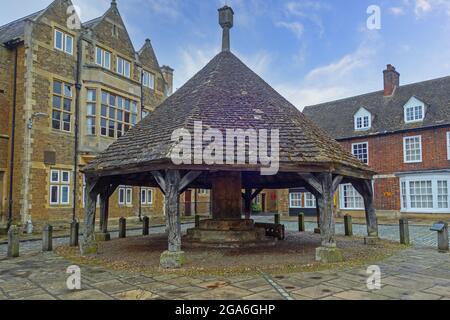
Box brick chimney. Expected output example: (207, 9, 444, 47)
(383, 64, 400, 96)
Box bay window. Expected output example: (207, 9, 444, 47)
(400, 175, 450, 213)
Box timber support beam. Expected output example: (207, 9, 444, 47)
(298, 172, 343, 263)
(152, 170, 201, 268)
(351, 179, 378, 238)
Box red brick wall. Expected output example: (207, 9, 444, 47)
(340, 127, 450, 174)
(340, 126, 450, 211)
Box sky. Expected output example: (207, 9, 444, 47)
(2, 0, 450, 110)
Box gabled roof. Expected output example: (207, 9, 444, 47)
(83, 2, 136, 54)
(303, 75, 450, 140)
(84, 51, 371, 176)
(0, 10, 42, 44)
(138, 39, 161, 71)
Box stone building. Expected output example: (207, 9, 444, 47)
(301, 65, 450, 217)
(0, 0, 175, 229)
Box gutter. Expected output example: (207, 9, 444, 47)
(5, 39, 21, 230)
(336, 123, 450, 142)
(72, 36, 83, 222)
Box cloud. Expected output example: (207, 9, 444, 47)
(283, 1, 329, 37)
(175, 45, 273, 90)
(389, 7, 406, 16)
(415, 0, 432, 16)
(275, 21, 304, 39)
(275, 33, 383, 109)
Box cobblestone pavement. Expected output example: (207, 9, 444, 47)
(254, 216, 447, 248)
(0, 247, 448, 300)
(0, 217, 446, 256)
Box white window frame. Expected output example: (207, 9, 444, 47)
(142, 70, 155, 89)
(403, 135, 422, 163)
(339, 184, 364, 210)
(54, 29, 73, 55)
(289, 192, 315, 209)
(354, 107, 371, 131)
(116, 57, 131, 78)
(352, 142, 369, 165)
(141, 188, 153, 205)
(447, 132, 450, 160)
(118, 186, 133, 206)
(400, 174, 450, 213)
(95, 47, 111, 70)
(303, 192, 316, 208)
(404, 97, 425, 123)
(289, 192, 302, 208)
(49, 170, 71, 206)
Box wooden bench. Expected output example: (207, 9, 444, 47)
(255, 223, 285, 240)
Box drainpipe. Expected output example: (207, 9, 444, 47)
(72, 36, 82, 222)
(138, 68, 144, 222)
(6, 41, 20, 230)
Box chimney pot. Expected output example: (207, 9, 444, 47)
(383, 64, 400, 96)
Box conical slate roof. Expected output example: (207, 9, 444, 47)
(84, 51, 373, 177)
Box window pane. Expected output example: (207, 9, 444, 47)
(54, 30, 63, 50)
(141, 189, 146, 204)
(87, 103, 96, 116)
(87, 89, 96, 101)
(101, 105, 108, 117)
(65, 35, 73, 54)
(64, 99, 71, 112)
(104, 51, 111, 69)
(50, 185, 59, 204)
(53, 81, 62, 94)
(53, 96, 61, 109)
(52, 111, 61, 129)
(61, 186, 69, 204)
(102, 91, 108, 104)
(96, 47, 102, 65)
(51, 171, 59, 183)
(61, 171, 70, 183)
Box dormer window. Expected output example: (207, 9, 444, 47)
(404, 97, 425, 123)
(354, 107, 371, 131)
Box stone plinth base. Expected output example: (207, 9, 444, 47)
(80, 241, 98, 256)
(364, 236, 378, 245)
(315, 247, 344, 263)
(95, 232, 111, 242)
(186, 219, 276, 248)
(160, 250, 185, 269)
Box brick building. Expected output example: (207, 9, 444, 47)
(0, 0, 177, 229)
(301, 65, 450, 217)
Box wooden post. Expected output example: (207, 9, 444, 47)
(80, 176, 99, 255)
(42, 224, 53, 252)
(143, 216, 150, 236)
(99, 190, 110, 240)
(7, 225, 19, 258)
(243, 189, 252, 220)
(399, 218, 410, 245)
(314, 198, 321, 234)
(317, 173, 336, 247)
(195, 214, 201, 228)
(165, 170, 182, 252)
(153, 170, 201, 268)
(274, 213, 280, 225)
(298, 213, 305, 232)
(344, 215, 353, 236)
(352, 180, 378, 238)
(70, 220, 79, 247)
(119, 217, 126, 238)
